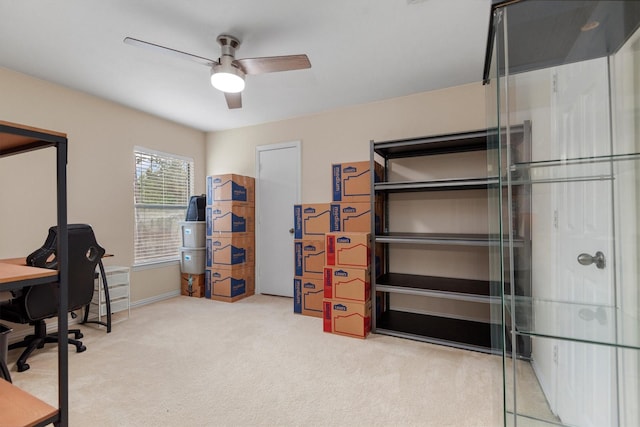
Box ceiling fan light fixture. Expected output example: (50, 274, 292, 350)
(125, 33, 311, 110)
(210, 64, 245, 93)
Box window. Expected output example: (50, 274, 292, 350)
(133, 147, 194, 266)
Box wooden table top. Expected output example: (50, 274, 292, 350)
(0, 120, 67, 155)
(0, 379, 58, 427)
(0, 258, 57, 284)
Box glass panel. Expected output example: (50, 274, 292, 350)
(486, 7, 508, 426)
(489, 1, 640, 426)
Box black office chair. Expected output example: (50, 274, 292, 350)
(0, 224, 105, 372)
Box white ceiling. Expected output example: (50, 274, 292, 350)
(0, 0, 492, 132)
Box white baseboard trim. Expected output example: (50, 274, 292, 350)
(130, 290, 180, 309)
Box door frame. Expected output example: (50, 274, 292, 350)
(254, 140, 302, 295)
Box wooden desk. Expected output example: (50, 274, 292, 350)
(0, 379, 58, 427)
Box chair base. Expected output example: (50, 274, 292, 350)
(8, 320, 86, 372)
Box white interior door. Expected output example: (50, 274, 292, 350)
(550, 57, 617, 426)
(255, 141, 301, 297)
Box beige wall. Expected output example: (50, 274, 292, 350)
(0, 67, 206, 304)
(206, 82, 487, 200)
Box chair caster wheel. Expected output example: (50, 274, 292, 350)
(77, 345, 87, 353)
(17, 363, 30, 372)
(75, 332, 83, 339)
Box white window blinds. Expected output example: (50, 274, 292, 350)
(133, 148, 194, 265)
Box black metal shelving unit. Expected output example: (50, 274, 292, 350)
(0, 121, 68, 427)
(370, 127, 528, 353)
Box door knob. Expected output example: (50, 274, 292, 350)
(289, 228, 294, 234)
(577, 251, 606, 269)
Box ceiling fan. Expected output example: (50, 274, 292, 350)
(124, 34, 311, 109)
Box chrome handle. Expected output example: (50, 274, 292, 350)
(577, 251, 606, 269)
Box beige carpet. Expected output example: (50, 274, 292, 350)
(8, 295, 506, 426)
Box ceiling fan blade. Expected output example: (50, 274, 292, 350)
(123, 37, 217, 67)
(225, 92, 242, 109)
(235, 54, 311, 75)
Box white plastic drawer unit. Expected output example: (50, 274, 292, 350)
(95, 271, 129, 288)
(95, 267, 129, 289)
(91, 297, 129, 316)
(91, 265, 131, 322)
(92, 284, 128, 302)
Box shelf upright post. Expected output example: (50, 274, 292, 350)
(56, 137, 69, 427)
(370, 139, 377, 332)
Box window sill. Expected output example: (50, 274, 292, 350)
(131, 259, 179, 272)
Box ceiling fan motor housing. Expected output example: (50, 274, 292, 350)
(217, 34, 241, 58)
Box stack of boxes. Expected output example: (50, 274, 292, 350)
(179, 221, 206, 297)
(293, 209, 327, 317)
(323, 231, 372, 338)
(205, 174, 256, 302)
(293, 160, 383, 339)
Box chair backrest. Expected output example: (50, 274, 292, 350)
(24, 224, 105, 320)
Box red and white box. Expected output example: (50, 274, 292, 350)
(325, 232, 371, 268)
(323, 298, 371, 339)
(323, 266, 370, 302)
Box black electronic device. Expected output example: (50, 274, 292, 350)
(185, 194, 206, 221)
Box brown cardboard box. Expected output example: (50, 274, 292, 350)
(323, 298, 372, 339)
(293, 277, 323, 318)
(206, 203, 255, 235)
(294, 240, 325, 277)
(332, 161, 384, 203)
(206, 234, 254, 268)
(329, 195, 384, 234)
(325, 232, 371, 268)
(330, 202, 372, 233)
(205, 266, 255, 302)
(293, 203, 331, 240)
(323, 266, 370, 302)
(206, 174, 255, 206)
(181, 273, 205, 298)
